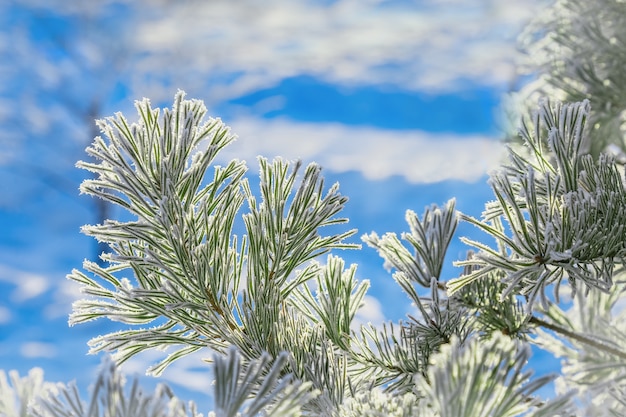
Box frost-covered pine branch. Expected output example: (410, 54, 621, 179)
(209, 347, 316, 417)
(1, 351, 316, 417)
(66, 90, 369, 415)
(57, 90, 585, 416)
(8, 82, 626, 415)
(360, 98, 626, 414)
(32, 356, 198, 417)
(451, 100, 626, 309)
(532, 282, 626, 416)
(515, 0, 626, 160)
(0, 368, 52, 417)
(414, 333, 574, 417)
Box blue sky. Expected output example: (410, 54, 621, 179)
(0, 0, 554, 409)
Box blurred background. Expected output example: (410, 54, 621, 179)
(0, 0, 551, 409)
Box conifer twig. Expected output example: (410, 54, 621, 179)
(529, 315, 626, 361)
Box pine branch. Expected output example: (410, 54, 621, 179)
(211, 347, 316, 417)
(530, 315, 626, 362)
(414, 334, 574, 417)
(362, 199, 457, 288)
(517, 0, 626, 158)
(0, 368, 52, 417)
(32, 357, 198, 417)
(449, 100, 626, 312)
(63, 88, 622, 416)
(69, 92, 360, 383)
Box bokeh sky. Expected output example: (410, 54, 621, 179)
(0, 0, 552, 409)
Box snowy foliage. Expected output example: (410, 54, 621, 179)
(16, 91, 625, 416)
(515, 0, 626, 160)
(4, 0, 626, 414)
(32, 357, 198, 417)
(0, 368, 52, 417)
(3, 89, 626, 415)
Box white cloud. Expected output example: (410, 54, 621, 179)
(0, 264, 49, 302)
(44, 279, 83, 319)
(218, 116, 506, 183)
(0, 306, 11, 324)
(130, 0, 549, 104)
(159, 354, 214, 393)
(0, 264, 82, 319)
(352, 295, 386, 331)
(20, 342, 58, 358)
(120, 348, 213, 394)
(1, 0, 543, 180)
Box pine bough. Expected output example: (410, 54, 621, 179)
(2, 92, 626, 416)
